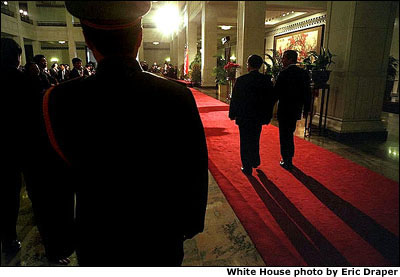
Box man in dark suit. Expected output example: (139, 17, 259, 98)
(1, 38, 26, 255)
(229, 55, 274, 175)
(42, 1, 208, 266)
(274, 50, 311, 170)
(69, 57, 84, 79)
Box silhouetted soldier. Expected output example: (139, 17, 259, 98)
(43, 1, 208, 266)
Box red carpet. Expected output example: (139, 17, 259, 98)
(191, 88, 399, 266)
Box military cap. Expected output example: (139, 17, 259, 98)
(65, 1, 151, 30)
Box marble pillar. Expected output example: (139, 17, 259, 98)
(171, 34, 178, 67)
(177, 28, 186, 73)
(187, 21, 198, 67)
(65, 12, 77, 64)
(9, 3, 26, 65)
(201, 2, 217, 87)
(32, 40, 41, 57)
(138, 42, 144, 62)
(323, 1, 398, 137)
(17, 35, 26, 66)
(236, 1, 266, 77)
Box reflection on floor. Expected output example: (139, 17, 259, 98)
(2, 87, 398, 266)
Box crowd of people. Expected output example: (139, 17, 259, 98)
(140, 60, 178, 79)
(17, 55, 96, 94)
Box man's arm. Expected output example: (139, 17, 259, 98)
(228, 77, 242, 120)
(302, 70, 312, 118)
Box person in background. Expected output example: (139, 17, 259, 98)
(69, 57, 84, 79)
(24, 61, 44, 94)
(1, 38, 27, 255)
(84, 63, 93, 77)
(49, 63, 59, 81)
(33, 54, 57, 90)
(229, 54, 275, 175)
(273, 50, 311, 170)
(140, 60, 148, 71)
(57, 64, 69, 83)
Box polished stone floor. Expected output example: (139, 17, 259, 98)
(2, 87, 398, 266)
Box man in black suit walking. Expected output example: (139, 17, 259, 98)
(229, 55, 274, 175)
(274, 50, 311, 170)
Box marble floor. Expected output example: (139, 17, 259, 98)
(1, 87, 398, 266)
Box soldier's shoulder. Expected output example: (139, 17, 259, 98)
(140, 71, 192, 96)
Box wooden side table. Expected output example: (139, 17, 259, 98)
(304, 83, 330, 137)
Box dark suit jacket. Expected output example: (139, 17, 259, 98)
(229, 70, 274, 125)
(274, 64, 311, 121)
(68, 67, 82, 79)
(44, 56, 208, 265)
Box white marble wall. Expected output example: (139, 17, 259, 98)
(236, 1, 266, 77)
(201, 2, 218, 87)
(324, 1, 398, 134)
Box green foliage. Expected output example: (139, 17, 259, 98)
(212, 55, 228, 85)
(189, 51, 202, 85)
(303, 47, 335, 70)
(265, 49, 283, 80)
(387, 55, 399, 81)
(190, 63, 201, 85)
(190, 51, 201, 70)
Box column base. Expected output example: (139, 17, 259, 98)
(313, 115, 388, 142)
(323, 128, 388, 142)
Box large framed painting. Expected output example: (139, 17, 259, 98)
(274, 25, 324, 62)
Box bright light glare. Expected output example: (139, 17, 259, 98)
(220, 25, 232, 30)
(50, 57, 59, 62)
(153, 4, 180, 35)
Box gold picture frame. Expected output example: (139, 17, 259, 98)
(274, 25, 324, 62)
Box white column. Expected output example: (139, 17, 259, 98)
(236, 1, 266, 77)
(187, 21, 198, 66)
(201, 2, 217, 87)
(138, 42, 144, 62)
(177, 29, 186, 74)
(322, 1, 398, 136)
(65, 12, 77, 64)
(32, 40, 41, 56)
(171, 34, 178, 66)
(10, 3, 26, 65)
(17, 36, 26, 66)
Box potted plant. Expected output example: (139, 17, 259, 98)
(265, 49, 283, 83)
(190, 63, 201, 87)
(189, 52, 202, 87)
(224, 61, 240, 101)
(384, 55, 399, 102)
(212, 56, 229, 98)
(303, 47, 335, 87)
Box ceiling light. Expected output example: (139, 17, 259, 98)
(58, 41, 66, 44)
(152, 41, 160, 45)
(4, 2, 8, 5)
(23, 11, 28, 15)
(19, 9, 23, 13)
(153, 4, 180, 36)
(220, 25, 232, 30)
(50, 57, 59, 62)
(265, 12, 307, 25)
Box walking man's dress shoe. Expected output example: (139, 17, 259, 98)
(279, 159, 293, 170)
(241, 166, 252, 175)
